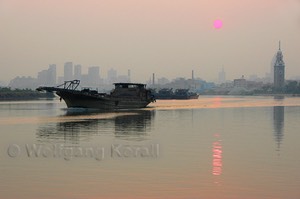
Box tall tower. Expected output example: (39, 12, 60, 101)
(273, 41, 285, 92)
(218, 67, 226, 84)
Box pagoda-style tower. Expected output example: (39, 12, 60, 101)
(273, 41, 285, 92)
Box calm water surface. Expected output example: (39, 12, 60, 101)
(1, 96, 300, 199)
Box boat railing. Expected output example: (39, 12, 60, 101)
(57, 80, 80, 90)
(36, 80, 81, 93)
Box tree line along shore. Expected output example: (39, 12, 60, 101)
(0, 87, 55, 101)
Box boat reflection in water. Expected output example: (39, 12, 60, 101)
(272, 96, 285, 152)
(36, 109, 155, 144)
(273, 106, 284, 152)
(113, 110, 154, 140)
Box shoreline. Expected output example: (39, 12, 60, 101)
(1, 93, 300, 102)
(199, 93, 300, 97)
(0, 92, 56, 101)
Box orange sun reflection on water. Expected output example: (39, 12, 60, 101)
(212, 97, 222, 108)
(213, 134, 223, 176)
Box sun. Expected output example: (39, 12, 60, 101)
(213, 20, 223, 29)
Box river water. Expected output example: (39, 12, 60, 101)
(0, 96, 300, 199)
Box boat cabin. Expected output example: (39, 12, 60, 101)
(112, 83, 148, 98)
(114, 83, 146, 89)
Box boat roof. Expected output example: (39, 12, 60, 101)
(113, 83, 146, 86)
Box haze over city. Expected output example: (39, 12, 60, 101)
(1, 0, 300, 84)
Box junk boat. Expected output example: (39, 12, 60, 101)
(36, 80, 155, 110)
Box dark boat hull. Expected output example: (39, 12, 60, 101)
(57, 90, 151, 110)
(37, 80, 155, 110)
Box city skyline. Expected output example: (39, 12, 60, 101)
(1, 0, 300, 83)
(1, 45, 296, 88)
(1, 41, 299, 85)
(2, 61, 271, 87)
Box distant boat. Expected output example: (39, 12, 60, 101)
(37, 80, 156, 110)
(152, 88, 199, 100)
(154, 88, 174, 99)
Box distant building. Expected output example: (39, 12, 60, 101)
(64, 62, 73, 81)
(233, 75, 246, 88)
(265, 72, 271, 83)
(57, 76, 64, 85)
(149, 77, 213, 93)
(37, 64, 56, 86)
(37, 70, 48, 85)
(8, 76, 38, 89)
(157, 77, 170, 85)
(74, 64, 82, 80)
(48, 64, 56, 85)
(273, 42, 285, 92)
(107, 68, 117, 84)
(249, 74, 258, 82)
(81, 74, 89, 87)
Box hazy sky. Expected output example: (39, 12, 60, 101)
(1, 0, 300, 83)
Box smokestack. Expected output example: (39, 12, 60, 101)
(128, 69, 131, 83)
(192, 70, 194, 80)
(152, 73, 155, 85)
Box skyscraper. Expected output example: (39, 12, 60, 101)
(48, 64, 56, 85)
(107, 68, 117, 84)
(273, 42, 285, 92)
(64, 62, 73, 81)
(37, 70, 48, 85)
(74, 64, 82, 80)
(88, 66, 100, 86)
